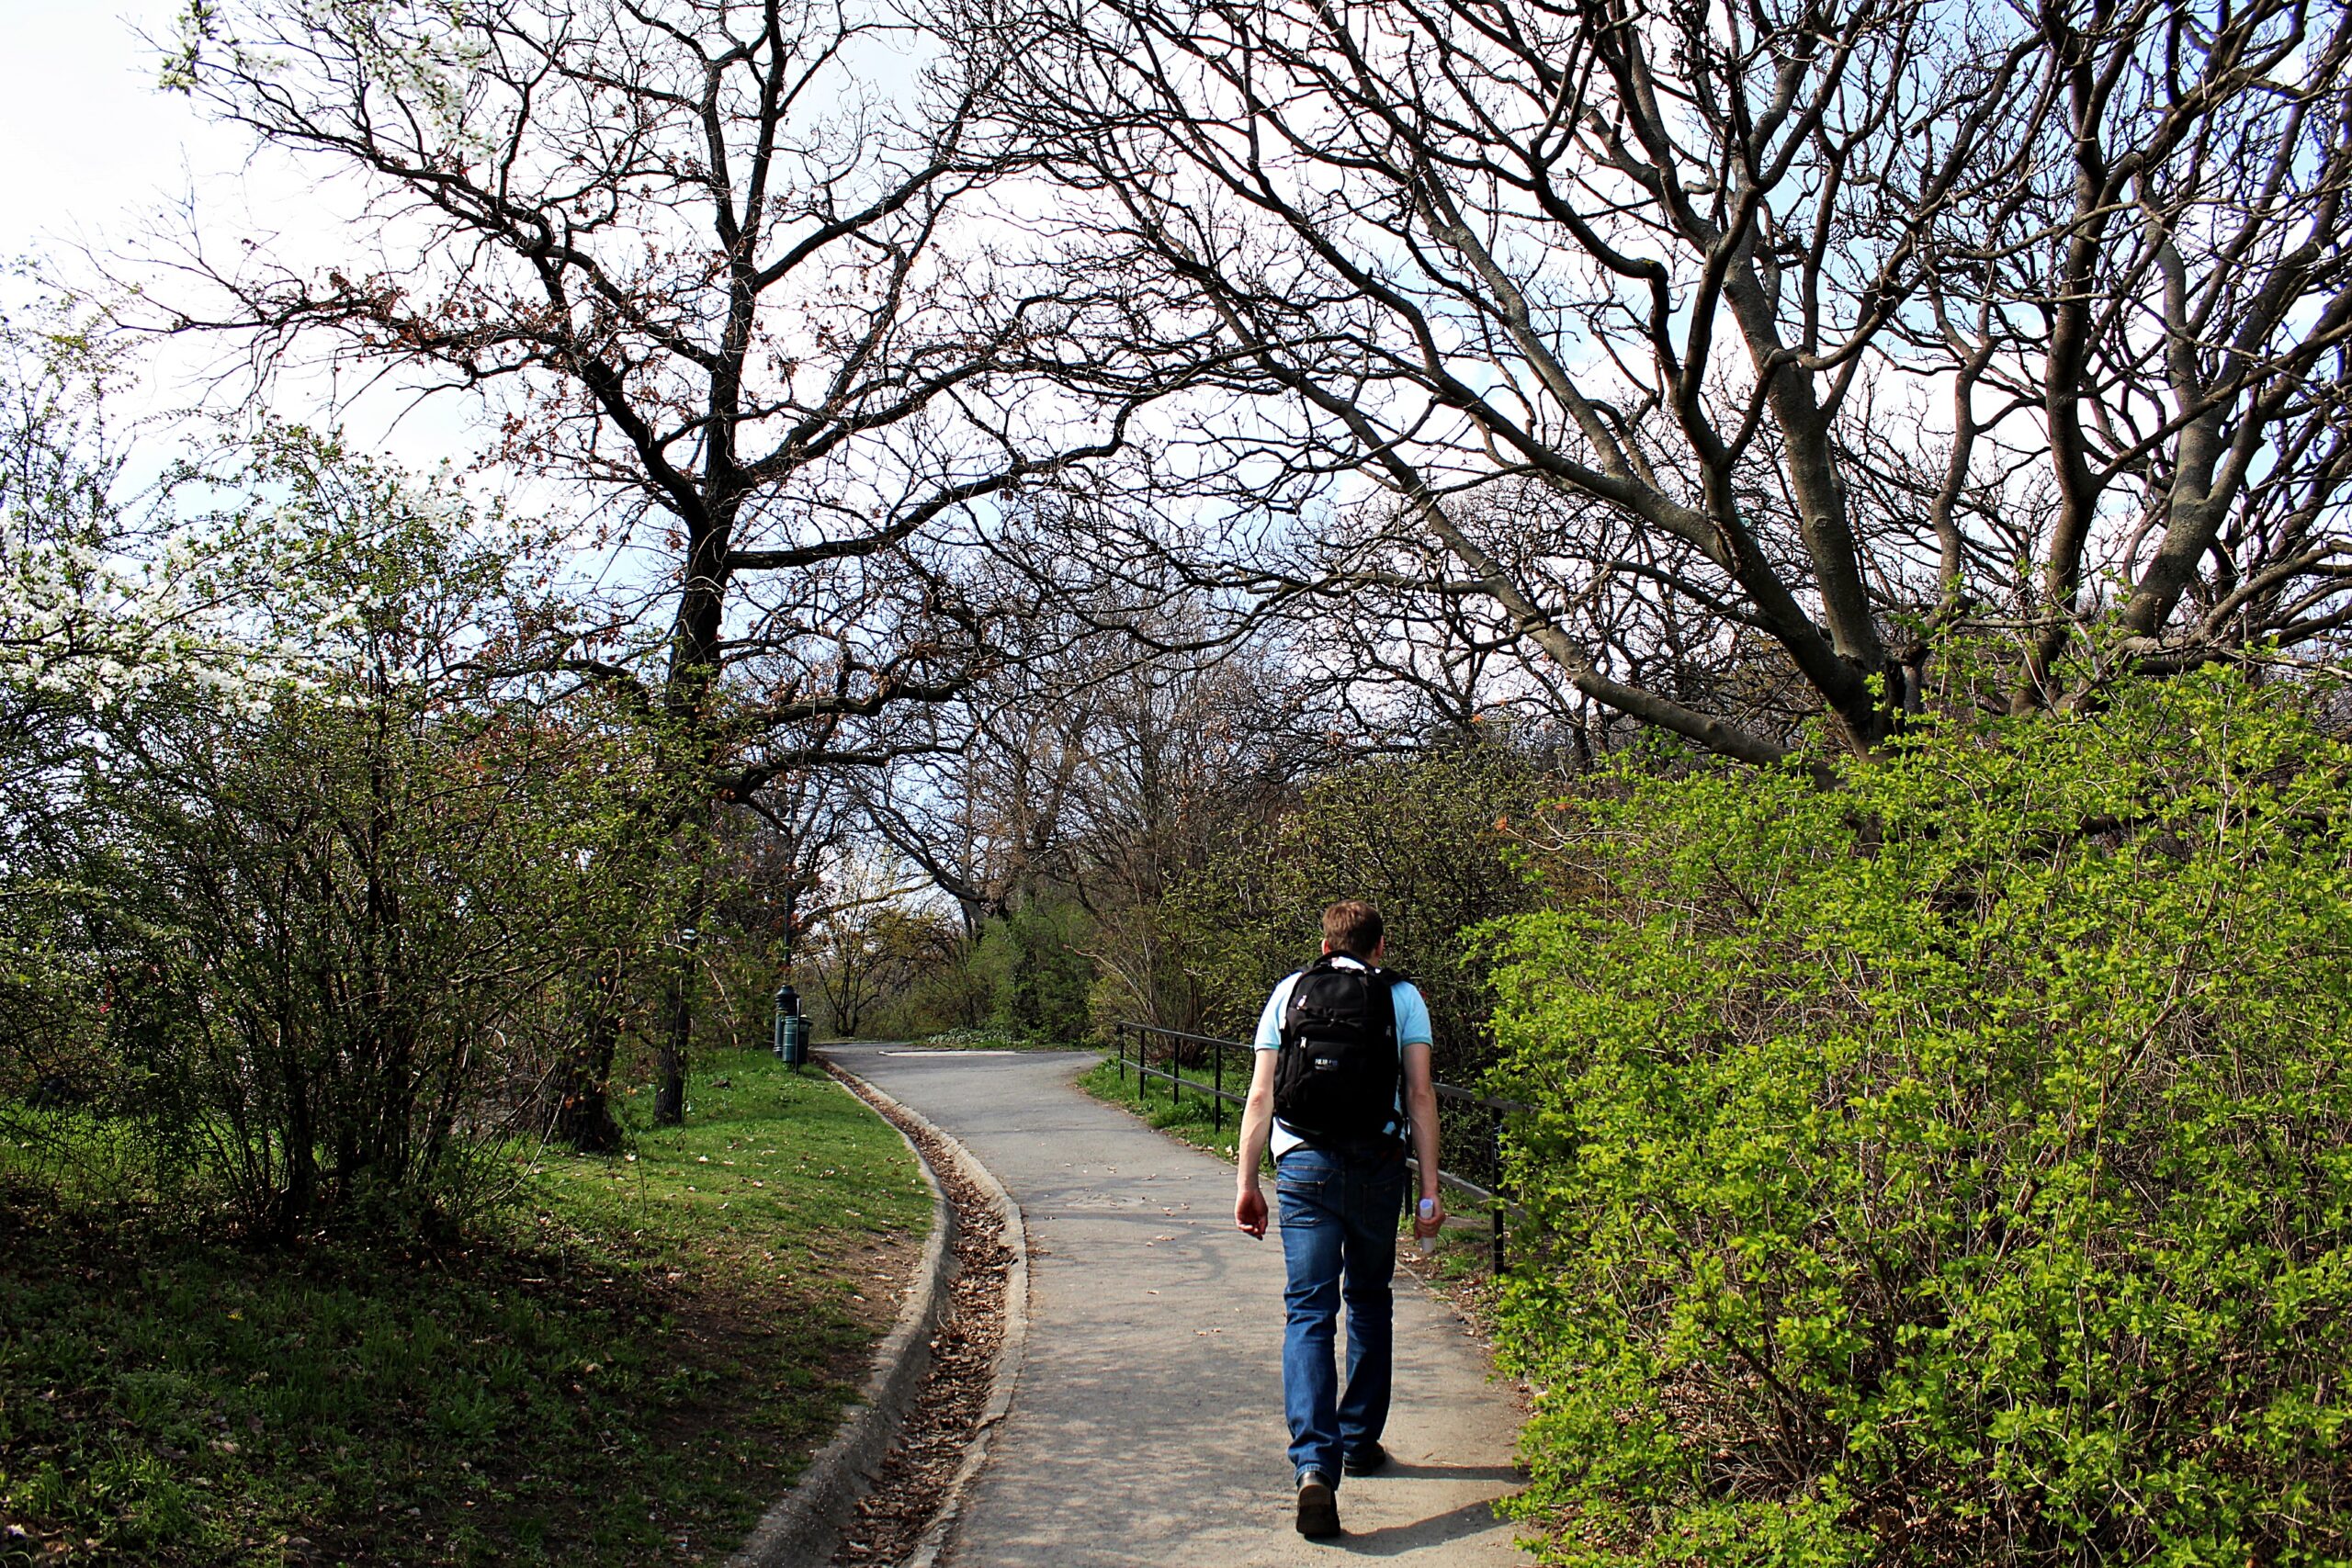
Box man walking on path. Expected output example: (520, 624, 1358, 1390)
(1234, 900, 1445, 1540)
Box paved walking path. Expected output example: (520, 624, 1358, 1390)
(828, 1044, 1532, 1568)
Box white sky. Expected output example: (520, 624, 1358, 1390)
(1, 0, 492, 474)
(0, 2, 212, 262)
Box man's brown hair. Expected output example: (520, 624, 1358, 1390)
(1321, 900, 1385, 959)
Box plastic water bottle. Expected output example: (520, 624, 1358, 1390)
(1416, 1197, 1438, 1257)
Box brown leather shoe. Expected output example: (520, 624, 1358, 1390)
(1343, 1441, 1389, 1476)
(1295, 1471, 1340, 1538)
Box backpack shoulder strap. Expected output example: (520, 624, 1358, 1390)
(1279, 963, 1319, 1039)
(1282, 953, 1352, 1034)
(1365, 965, 1401, 1044)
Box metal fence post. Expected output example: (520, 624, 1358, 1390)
(1212, 1037, 1223, 1133)
(1489, 1108, 1506, 1274)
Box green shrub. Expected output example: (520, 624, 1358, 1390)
(976, 897, 1096, 1043)
(2, 447, 657, 1236)
(1490, 671, 2352, 1567)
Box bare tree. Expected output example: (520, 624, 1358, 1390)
(151, 0, 1170, 1118)
(799, 852, 938, 1036)
(974, 0, 2352, 762)
(734, 768, 856, 981)
(856, 655, 1100, 932)
(857, 592, 1338, 1032)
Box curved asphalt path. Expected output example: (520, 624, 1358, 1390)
(826, 1044, 1531, 1568)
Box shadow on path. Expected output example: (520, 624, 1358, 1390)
(1335, 1495, 1521, 1557)
(1378, 1462, 1525, 1484)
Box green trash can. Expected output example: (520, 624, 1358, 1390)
(773, 984, 808, 1067)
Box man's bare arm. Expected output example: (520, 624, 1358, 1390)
(1404, 1042, 1445, 1237)
(1235, 1048, 1279, 1237)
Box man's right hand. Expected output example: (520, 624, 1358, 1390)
(1236, 1184, 1269, 1238)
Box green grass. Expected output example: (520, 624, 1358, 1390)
(1077, 1055, 1267, 1173)
(907, 1027, 1094, 1052)
(0, 1049, 929, 1567)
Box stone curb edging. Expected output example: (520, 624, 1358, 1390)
(725, 1073, 956, 1568)
(838, 1071, 1029, 1568)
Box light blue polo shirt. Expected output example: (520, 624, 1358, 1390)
(1253, 954, 1433, 1157)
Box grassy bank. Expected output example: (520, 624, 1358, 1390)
(1075, 1055, 1254, 1166)
(905, 1028, 1097, 1052)
(0, 1049, 929, 1567)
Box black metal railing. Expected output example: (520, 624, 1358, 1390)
(1111, 1020, 1531, 1271)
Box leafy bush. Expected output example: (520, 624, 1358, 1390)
(3, 444, 654, 1237)
(976, 896, 1096, 1043)
(1490, 671, 2352, 1567)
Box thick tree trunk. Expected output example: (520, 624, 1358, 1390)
(652, 874, 708, 1127)
(654, 969, 690, 1126)
(551, 967, 627, 1152)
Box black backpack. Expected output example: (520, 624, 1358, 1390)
(1273, 954, 1408, 1149)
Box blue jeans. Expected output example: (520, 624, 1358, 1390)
(1276, 1141, 1408, 1483)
